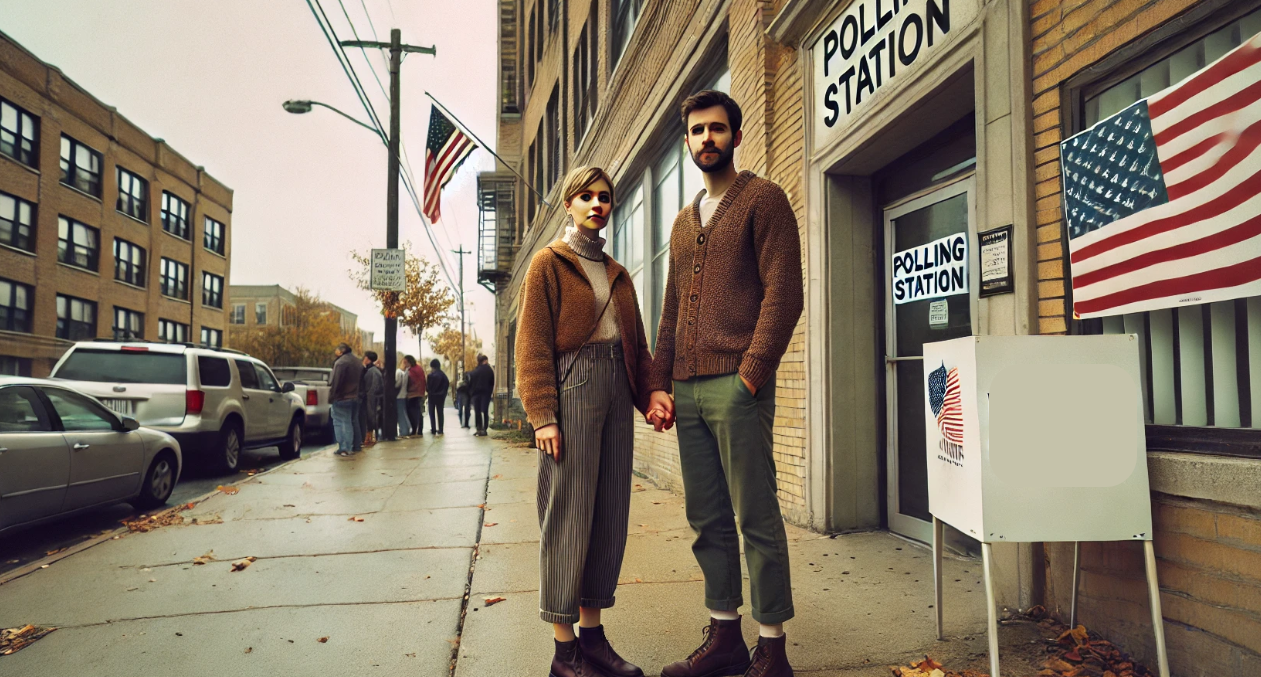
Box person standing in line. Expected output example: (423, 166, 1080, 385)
(394, 357, 412, 439)
(455, 372, 471, 429)
(648, 90, 804, 677)
(405, 355, 426, 436)
(516, 166, 655, 677)
(467, 355, 495, 437)
(360, 350, 383, 447)
(328, 343, 361, 457)
(426, 358, 450, 435)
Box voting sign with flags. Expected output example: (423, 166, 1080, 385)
(1060, 33, 1261, 319)
(423, 105, 477, 223)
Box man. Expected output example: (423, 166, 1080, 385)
(405, 355, 426, 436)
(426, 358, 450, 435)
(360, 351, 384, 446)
(467, 354, 495, 436)
(647, 90, 804, 677)
(328, 343, 362, 457)
(455, 372, 472, 429)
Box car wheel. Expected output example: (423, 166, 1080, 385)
(219, 422, 242, 474)
(133, 451, 177, 510)
(279, 417, 302, 460)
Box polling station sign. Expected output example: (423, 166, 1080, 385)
(892, 232, 968, 304)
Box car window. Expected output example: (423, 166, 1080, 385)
(54, 349, 187, 385)
(254, 364, 280, 392)
(234, 360, 259, 389)
(43, 388, 118, 432)
(0, 386, 52, 432)
(197, 356, 232, 387)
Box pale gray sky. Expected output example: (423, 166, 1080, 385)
(2, 0, 498, 359)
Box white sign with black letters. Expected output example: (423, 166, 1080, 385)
(892, 232, 968, 304)
(370, 248, 406, 292)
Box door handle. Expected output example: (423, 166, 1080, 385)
(73, 443, 90, 450)
(243, 394, 250, 400)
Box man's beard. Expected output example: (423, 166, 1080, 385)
(690, 141, 734, 173)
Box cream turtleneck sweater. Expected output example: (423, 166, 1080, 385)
(562, 226, 620, 343)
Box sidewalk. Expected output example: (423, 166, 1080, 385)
(0, 429, 1050, 676)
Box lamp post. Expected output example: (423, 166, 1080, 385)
(284, 28, 434, 442)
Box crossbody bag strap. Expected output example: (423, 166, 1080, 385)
(557, 292, 614, 389)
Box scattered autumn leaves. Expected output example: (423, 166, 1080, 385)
(0, 625, 55, 656)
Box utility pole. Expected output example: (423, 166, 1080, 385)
(452, 246, 470, 379)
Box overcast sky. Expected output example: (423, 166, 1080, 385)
(3, 0, 498, 360)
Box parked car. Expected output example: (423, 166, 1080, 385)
(0, 376, 182, 536)
(49, 341, 305, 473)
(271, 367, 332, 441)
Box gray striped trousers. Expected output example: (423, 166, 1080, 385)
(537, 343, 634, 624)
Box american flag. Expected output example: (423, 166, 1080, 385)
(423, 105, 477, 223)
(1060, 33, 1261, 319)
(928, 363, 963, 444)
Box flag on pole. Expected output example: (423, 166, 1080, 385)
(423, 105, 477, 223)
(1060, 33, 1261, 319)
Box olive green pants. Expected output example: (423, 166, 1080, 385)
(674, 373, 794, 624)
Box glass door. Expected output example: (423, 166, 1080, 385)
(883, 177, 975, 541)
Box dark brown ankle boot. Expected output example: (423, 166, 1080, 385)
(551, 638, 608, 677)
(742, 635, 792, 677)
(578, 625, 643, 677)
(660, 617, 750, 677)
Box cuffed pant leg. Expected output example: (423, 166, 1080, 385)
(579, 360, 633, 609)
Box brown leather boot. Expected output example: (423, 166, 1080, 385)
(742, 635, 792, 677)
(579, 625, 643, 677)
(660, 617, 750, 677)
(551, 638, 608, 677)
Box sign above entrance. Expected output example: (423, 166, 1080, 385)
(810, 0, 979, 149)
(892, 232, 968, 304)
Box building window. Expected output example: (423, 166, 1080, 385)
(536, 0, 545, 67)
(0, 278, 33, 333)
(546, 86, 561, 192)
(1073, 8, 1261, 441)
(59, 135, 102, 196)
(116, 167, 149, 222)
(113, 238, 147, 287)
(612, 183, 646, 322)
(548, 0, 559, 32)
(200, 327, 223, 348)
(158, 319, 188, 344)
(528, 136, 539, 221)
(0, 98, 38, 168)
(501, 0, 520, 113)
(58, 216, 99, 271)
(527, 8, 537, 89)
(255, 302, 267, 325)
(159, 257, 189, 300)
(611, 0, 643, 68)
(0, 356, 32, 376)
(0, 191, 35, 252)
(573, 20, 593, 142)
(113, 307, 143, 340)
(56, 294, 97, 341)
(202, 272, 224, 308)
(204, 216, 225, 255)
(230, 303, 245, 324)
(161, 191, 191, 240)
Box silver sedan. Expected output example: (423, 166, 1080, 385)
(0, 376, 182, 536)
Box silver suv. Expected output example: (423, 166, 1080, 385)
(50, 341, 305, 473)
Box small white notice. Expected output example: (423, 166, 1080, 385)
(892, 232, 968, 304)
(370, 248, 406, 291)
(929, 299, 949, 327)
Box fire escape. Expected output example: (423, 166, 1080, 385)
(476, 174, 517, 292)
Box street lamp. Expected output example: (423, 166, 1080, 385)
(282, 28, 434, 442)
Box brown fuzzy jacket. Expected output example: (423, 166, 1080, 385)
(514, 240, 654, 427)
(648, 170, 804, 392)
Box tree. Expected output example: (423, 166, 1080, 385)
(227, 287, 358, 366)
(428, 325, 483, 375)
(349, 245, 455, 356)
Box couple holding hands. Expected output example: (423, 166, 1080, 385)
(516, 89, 803, 677)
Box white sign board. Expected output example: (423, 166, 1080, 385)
(370, 248, 406, 292)
(892, 232, 967, 304)
(928, 299, 949, 326)
(811, 0, 980, 149)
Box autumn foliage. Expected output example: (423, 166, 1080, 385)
(349, 246, 455, 354)
(227, 287, 358, 367)
(428, 325, 483, 374)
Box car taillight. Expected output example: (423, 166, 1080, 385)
(186, 390, 205, 415)
(306, 390, 318, 406)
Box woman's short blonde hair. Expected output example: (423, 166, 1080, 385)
(561, 166, 616, 207)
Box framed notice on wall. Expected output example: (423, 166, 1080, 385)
(978, 225, 1013, 297)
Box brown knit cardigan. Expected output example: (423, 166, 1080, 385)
(648, 171, 804, 393)
(514, 239, 654, 427)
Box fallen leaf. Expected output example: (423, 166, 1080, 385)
(348, 516, 365, 522)
(492, 474, 502, 479)
(244, 647, 252, 654)
(216, 485, 240, 495)
(231, 557, 257, 572)
(0, 625, 56, 656)
(185, 502, 195, 510)
(483, 597, 506, 607)
(484, 522, 498, 527)
(634, 578, 643, 583)
(45, 548, 65, 556)
(632, 484, 646, 492)
(192, 550, 215, 565)
(317, 636, 329, 643)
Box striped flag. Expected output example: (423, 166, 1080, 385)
(423, 105, 477, 223)
(1060, 33, 1261, 319)
(928, 363, 964, 444)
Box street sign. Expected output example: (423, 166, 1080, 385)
(370, 248, 406, 291)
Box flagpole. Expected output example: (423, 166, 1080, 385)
(424, 91, 552, 207)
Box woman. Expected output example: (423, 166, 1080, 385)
(516, 167, 654, 677)
(455, 372, 471, 429)
(405, 355, 425, 436)
(394, 356, 411, 439)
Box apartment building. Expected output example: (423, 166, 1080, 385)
(0, 30, 232, 377)
(226, 284, 359, 337)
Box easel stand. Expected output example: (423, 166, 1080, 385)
(931, 517, 1170, 677)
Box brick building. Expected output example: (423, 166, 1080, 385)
(226, 284, 359, 337)
(0, 30, 232, 376)
(480, 0, 1261, 671)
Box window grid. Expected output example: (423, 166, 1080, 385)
(113, 307, 143, 340)
(158, 319, 188, 344)
(548, 0, 558, 32)
(201, 327, 223, 348)
(59, 135, 102, 196)
(113, 238, 147, 287)
(611, 0, 643, 68)
(161, 191, 191, 239)
(0, 98, 38, 168)
(0, 278, 33, 333)
(230, 304, 246, 324)
(255, 303, 267, 325)
(204, 216, 225, 255)
(160, 257, 189, 300)
(0, 191, 35, 252)
(202, 271, 224, 308)
(116, 167, 149, 221)
(56, 294, 97, 341)
(58, 216, 99, 271)
(546, 86, 561, 192)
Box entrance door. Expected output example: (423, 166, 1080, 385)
(883, 177, 974, 541)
